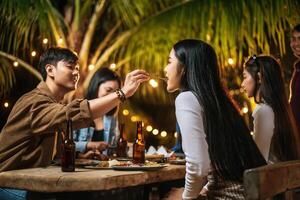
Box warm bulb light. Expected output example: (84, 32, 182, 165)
(122, 109, 129, 116)
(242, 107, 249, 114)
(58, 38, 63, 44)
(149, 79, 158, 88)
(161, 131, 167, 137)
(13, 61, 19, 67)
(206, 34, 211, 41)
(110, 63, 116, 70)
(174, 132, 178, 138)
(43, 38, 48, 44)
(228, 58, 234, 65)
(152, 129, 159, 135)
(131, 116, 138, 122)
(31, 51, 36, 57)
(4, 102, 9, 108)
(88, 64, 95, 71)
(146, 125, 153, 132)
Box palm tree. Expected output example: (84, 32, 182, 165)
(0, 0, 299, 109)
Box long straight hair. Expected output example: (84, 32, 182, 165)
(173, 39, 266, 181)
(244, 55, 300, 161)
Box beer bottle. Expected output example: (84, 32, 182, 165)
(133, 121, 145, 164)
(61, 119, 75, 172)
(117, 123, 128, 158)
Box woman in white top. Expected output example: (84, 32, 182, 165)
(242, 55, 300, 163)
(164, 39, 266, 200)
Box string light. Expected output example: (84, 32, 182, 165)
(174, 132, 178, 138)
(228, 58, 234, 65)
(206, 34, 211, 42)
(242, 107, 249, 114)
(43, 38, 48, 44)
(161, 131, 167, 137)
(13, 61, 19, 67)
(31, 51, 37, 57)
(4, 102, 9, 108)
(146, 125, 153, 132)
(131, 116, 138, 122)
(122, 109, 129, 116)
(149, 79, 158, 88)
(110, 63, 116, 70)
(152, 129, 159, 135)
(58, 38, 63, 44)
(88, 64, 95, 71)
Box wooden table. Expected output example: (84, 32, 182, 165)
(0, 165, 185, 199)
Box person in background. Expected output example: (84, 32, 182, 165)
(241, 55, 300, 163)
(74, 68, 121, 160)
(289, 24, 300, 135)
(164, 39, 266, 200)
(0, 47, 149, 200)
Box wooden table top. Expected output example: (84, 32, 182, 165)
(0, 165, 185, 192)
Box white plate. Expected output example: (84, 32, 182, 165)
(83, 165, 113, 170)
(112, 164, 168, 171)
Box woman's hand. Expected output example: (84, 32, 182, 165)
(86, 141, 108, 152)
(199, 187, 208, 196)
(122, 70, 150, 98)
(77, 150, 109, 161)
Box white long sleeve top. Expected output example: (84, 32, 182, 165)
(175, 91, 211, 200)
(252, 103, 275, 162)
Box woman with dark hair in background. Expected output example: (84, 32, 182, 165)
(74, 68, 121, 160)
(164, 39, 266, 199)
(242, 55, 300, 163)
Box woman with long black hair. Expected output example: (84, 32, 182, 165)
(242, 55, 300, 163)
(164, 39, 266, 199)
(74, 67, 121, 160)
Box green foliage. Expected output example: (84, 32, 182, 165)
(0, 0, 300, 103)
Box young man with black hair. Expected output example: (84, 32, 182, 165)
(0, 47, 149, 199)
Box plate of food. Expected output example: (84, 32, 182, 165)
(75, 159, 100, 166)
(84, 159, 120, 169)
(111, 161, 168, 171)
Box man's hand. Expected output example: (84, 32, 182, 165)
(122, 70, 150, 98)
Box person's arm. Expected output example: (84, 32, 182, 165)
(89, 70, 149, 119)
(29, 70, 149, 134)
(253, 104, 275, 161)
(175, 92, 210, 200)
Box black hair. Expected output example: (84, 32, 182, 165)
(244, 55, 300, 161)
(38, 47, 78, 80)
(292, 24, 300, 33)
(86, 67, 121, 115)
(173, 39, 266, 182)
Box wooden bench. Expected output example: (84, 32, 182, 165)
(244, 160, 300, 200)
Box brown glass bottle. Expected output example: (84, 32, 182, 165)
(117, 123, 128, 157)
(61, 119, 75, 172)
(133, 121, 145, 164)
